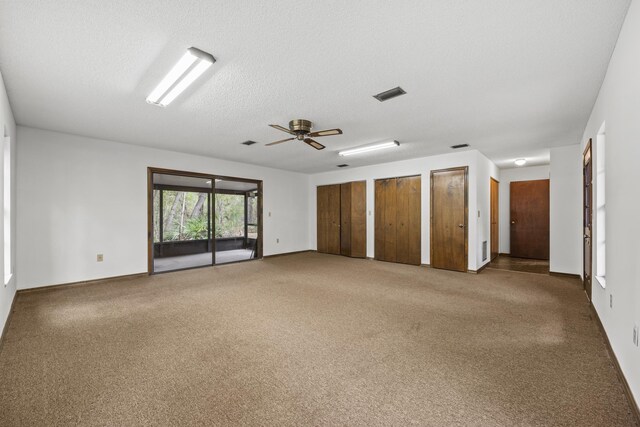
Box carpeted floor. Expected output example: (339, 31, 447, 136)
(0, 252, 637, 426)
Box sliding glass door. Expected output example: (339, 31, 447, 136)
(148, 168, 263, 273)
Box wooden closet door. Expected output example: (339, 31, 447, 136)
(317, 184, 341, 255)
(375, 180, 386, 260)
(317, 185, 329, 253)
(350, 181, 367, 258)
(375, 178, 397, 262)
(340, 183, 352, 256)
(396, 176, 421, 265)
(326, 184, 341, 255)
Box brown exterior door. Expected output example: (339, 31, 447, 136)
(583, 141, 592, 300)
(430, 167, 468, 272)
(490, 178, 499, 260)
(510, 180, 550, 259)
(317, 184, 341, 255)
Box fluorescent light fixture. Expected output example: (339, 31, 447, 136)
(146, 47, 215, 107)
(339, 140, 400, 156)
(206, 180, 212, 184)
(514, 158, 527, 166)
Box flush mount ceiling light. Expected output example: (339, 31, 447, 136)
(146, 47, 215, 107)
(515, 158, 527, 166)
(338, 140, 400, 156)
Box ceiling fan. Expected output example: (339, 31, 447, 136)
(266, 119, 342, 150)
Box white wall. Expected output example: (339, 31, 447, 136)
(16, 126, 310, 290)
(498, 165, 550, 254)
(476, 152, 501, 267)
(308, 149, 499, 271)
(549, 145, 582, 275)
(0, 71, 16, 335)
(579, 0, 640, 407)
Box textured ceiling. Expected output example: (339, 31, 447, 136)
(0, 0, 630, 173)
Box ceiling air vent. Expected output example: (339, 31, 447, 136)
(450, 143, 469, 149)
(373, 86, 406, 102)
(242, 140, 258, 146)
(337, 164, 349, 168)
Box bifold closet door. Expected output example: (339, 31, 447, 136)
(375, 176, 421, 265)
(375, 178, 397, 262)
(341, 181, 366, 258)
(396, 176, 421, 265)
(317, 184, 341, 255)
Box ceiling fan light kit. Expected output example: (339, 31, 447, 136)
(266, 119, 343, 150)
(146, 47, 215, 107)
(338, 140, 400, 157)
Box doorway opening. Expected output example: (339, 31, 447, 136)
(148, 168, 262, 274)
(490, 178, 550, 275)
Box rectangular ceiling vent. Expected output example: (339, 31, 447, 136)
(242, 140, 258, 146)
(337, 164, 349, 168)
(450, 143, 469, 149)
(373, 86, 406, 102)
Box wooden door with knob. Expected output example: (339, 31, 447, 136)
(509, 179, 549, 259)
(490, 178, 499, 260)
(430, 167, 468, 272)
(317, 184, 341, 255)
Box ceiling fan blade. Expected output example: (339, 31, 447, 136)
(307, 128, 342, 138)
(268, 124, 296, 135)
(266, 137, 295, 146)
(304, 138, 325, 150)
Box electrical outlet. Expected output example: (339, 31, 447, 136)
(97, 254, 104, 262)
(633, 324, 639, 347)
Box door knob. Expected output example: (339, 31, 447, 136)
(511, 220, 516, 224)
(458, 224, 464, 228)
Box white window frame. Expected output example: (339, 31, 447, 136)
(594, 122, 605, 288)
(3, 131, 11, 285)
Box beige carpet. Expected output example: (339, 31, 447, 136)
(0, 252, 637, 426)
